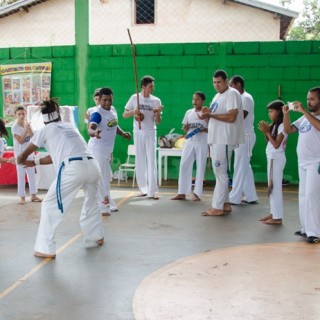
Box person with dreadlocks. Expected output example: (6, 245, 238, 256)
(258, 100, 288, 225)
(17, 98, 104, 258)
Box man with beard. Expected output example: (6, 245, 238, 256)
(283, 87, 320, 244)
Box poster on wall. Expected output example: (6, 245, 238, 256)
(0, 62, 52, 126)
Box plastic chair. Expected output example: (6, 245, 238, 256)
(118, 144, 136, 187)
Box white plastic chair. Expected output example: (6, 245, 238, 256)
(118, 144, 136, 187)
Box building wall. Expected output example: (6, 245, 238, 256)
(1, 41, 320, 183)
(0, 0, 75, 48)
(0, 0, 282, 48)
(89, 0, 281, 44)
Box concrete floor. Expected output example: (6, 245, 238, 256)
(0, 181, 319, 320)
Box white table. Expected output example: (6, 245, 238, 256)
(157, 148, 182, 186)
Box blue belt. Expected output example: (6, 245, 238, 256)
(56, 156, 93, 213)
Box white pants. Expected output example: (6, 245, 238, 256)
(298, 163, 320, 237)
(16, 164, 37, 197)
(210, 144, 235, 210)
(134, 131, 158, 196)
(229, 132, 258, 204)
(34, 158, 104, 255)
(94, 151, 117, 213)
(268, 155, 286, 219)
(178, 141, 208, 196)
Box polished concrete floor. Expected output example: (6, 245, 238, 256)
(0, 180, 319, 320)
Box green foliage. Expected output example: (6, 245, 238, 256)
(288, 0, 320, 40)
(0, 0, 19, 7)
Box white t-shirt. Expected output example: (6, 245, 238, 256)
(124, 93, 161, 133)
(266, 123, 287, 159)
(88, 105, 118, 154)
(182, 108, 208, 144)
(293, 115, 320, 166)
(31, 121, 91, 173)
(207, 87, 245, 145)
(242, 91, 254, 134)
(11, 121, 34, 160)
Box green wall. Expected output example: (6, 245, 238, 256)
(1, 41, 320, 183)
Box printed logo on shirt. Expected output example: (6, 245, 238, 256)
(140, 104, 154, 111)
(189, 123, 203, 129)
(210, 101, 218, 113)
(214, 160, 221, 167)
(300, 121, 312, 133)
(24, 136, 31, 143)
(107, 119, 118, 127)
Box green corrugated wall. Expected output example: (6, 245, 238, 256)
(1, 40, 320, 183)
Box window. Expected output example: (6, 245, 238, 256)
(135, 0, 155, 24)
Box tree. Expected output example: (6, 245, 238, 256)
(287, 0, 320, 40)
(0, 0, 20, 7)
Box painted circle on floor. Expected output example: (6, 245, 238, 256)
(133, 243, 320, 320)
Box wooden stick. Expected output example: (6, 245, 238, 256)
(127, 28, 141, 129)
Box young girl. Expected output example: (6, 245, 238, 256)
(11, 106, 42, 204)
(258, 100, 287, 225)
(171, 91, 208, 201)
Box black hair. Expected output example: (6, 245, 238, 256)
(309, 87, 320, 99)
(40, 97, 61, 123)
(230, 75, 245, 89)
(266, 100, 284, 139)
(194, 91, 206, 101)
(140, 75, 155, 88)
(0, 118, 9, 138)
(99, 87, 113, 98)
(213, 69, 228, 80)
(14, 106, 26, 114)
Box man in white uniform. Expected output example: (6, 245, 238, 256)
(171, 91, 208, 201)
(17, 98, 104, 258)
(229, 75, 258, 205)
(123, 75, 162, 199)
(88, 87, 131, 216)
(283, 86, 320, 243)
(199, 70, 245, 216)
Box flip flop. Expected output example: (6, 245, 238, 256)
(34, 252, 56, 259)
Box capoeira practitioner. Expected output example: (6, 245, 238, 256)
(88, 87, 131, 216)
(229, 75, 258, 205)
(258, 100, 287, 225)
(17, 98, 104, 258)
(171, 91, 208, 201)
(123, 75, 162, 199)
(283, 87, 320, 243)
(199, 69, 244, 216)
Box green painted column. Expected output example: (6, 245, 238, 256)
(75, 0, 89, 135)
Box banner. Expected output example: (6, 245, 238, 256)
(1, 62, 52, 126)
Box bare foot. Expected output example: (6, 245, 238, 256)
(31, 196, 42, 202)
(192, 193, 200, 201)
(171, 194, 186, 200)
(19, 197, 25, 205)
(96, 238, 104, 246)
(259, 214, 272, 222)
(34, 252, 56, 259)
